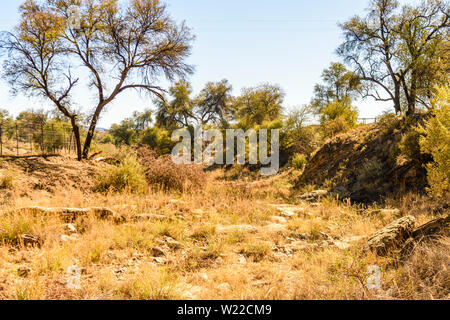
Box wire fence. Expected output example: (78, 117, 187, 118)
(358, 118, 378, 124)
(0, 120, 77, 157)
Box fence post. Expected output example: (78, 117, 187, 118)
(0, 124, 2, 157)
(16, 121, 19, 157)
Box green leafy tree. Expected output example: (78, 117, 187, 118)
(310, 62, 361, 113)
(320, 98, 359, 138)
(231, 84, 284, 128)
(195, 79, 233, 126)
(338, 0, 449, 116)
(418, 86, 449, 199)
(110, 109, 153, 145)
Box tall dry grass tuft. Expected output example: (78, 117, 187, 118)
(391, 238, 449, 300)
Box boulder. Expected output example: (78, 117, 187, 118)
(13, 207, 115, 222)
(298, 190, 329, 202)
(365, 216, 416, 255)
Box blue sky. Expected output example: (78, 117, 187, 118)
(0, 0, 394, 128)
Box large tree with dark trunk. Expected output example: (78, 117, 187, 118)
(0, 0, 193, 160)
(338, 0, 448, 116)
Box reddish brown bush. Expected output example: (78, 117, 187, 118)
(137, 146, 206, 193)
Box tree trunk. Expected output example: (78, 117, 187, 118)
(407, 71, 418, 116)
(394, 82, 401, 114)
(81, 107, 103, 159)
(70, 117, 82, 161)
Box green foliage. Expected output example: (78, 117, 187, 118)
(418, 86, 450, 199)
(140, 127, 175, 155)
(110, 110, 153, 146)
(398, 130, 422, 163)
(41, 119, 71, 152)
(320, 98, 358, 125)
(292, 154, 307, 171)
(94, 156, 148, 194)
(310, 62, 361, 113)
(320, 98, 358, 138)
(231, 84, 284, 128)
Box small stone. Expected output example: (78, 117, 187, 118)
(65, 224, 77, 234)
(133, 214, 174, 222)
(19, 234, 41, 248)
(17, 267, 31, 278)
(216, 225, 258, 234)
(152, 257, 167, 265)
(217, 283, 231, 292)
(280, 211, 296, 218)
(298, 190, 329, 202)
(150, 246, 166, 257)
(60, 234, 79, 242)
(333, 241, 351, 250)
(238, 255, 247, 265)
(271, 216, 287, 224)
(261, 223, 287, 234)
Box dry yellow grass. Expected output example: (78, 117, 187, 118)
(0, 159, 448, 300)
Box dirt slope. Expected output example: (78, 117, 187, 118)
(0, 155, 103, 194)
(300, 116, 430, 203)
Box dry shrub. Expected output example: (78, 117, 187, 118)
(392, 238, 449, 300)
(137, 146, 206, 193)
(0, 167, 16, 190)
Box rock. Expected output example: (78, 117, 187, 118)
(367, 209, 401, 219)
(60, 234, 79, 242)
(179, 284, 204, 300)
(400, 214, 450, 258)
(271, 216, 287, 224)
(285, 241, 320, 252)
(333, 186, 349, 198)
(298, 190, 329, 202)
(332, 241, 351, 250)
(133, 214, 174, 222)
(365, 216, 416, 256)
(199, 273, 209, 281)
(15, 207, 115, 222)
(237, 255, 247, 265)
(65, 224, 77, 234)
(17, 267, 31, 278)
(150, 247, 166, 257)
(280, 211, 296, 218)
(217, 283, 231, 292)
(152, 257, 167, 265)
(216, 225, 258, 234)
(19, 234, 41, 248)
(290, 233, 313, 241)
(158, 236, 182, 250)
(260, 223, 287, 234)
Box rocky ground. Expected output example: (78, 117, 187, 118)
(0, 159, 448, 300)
